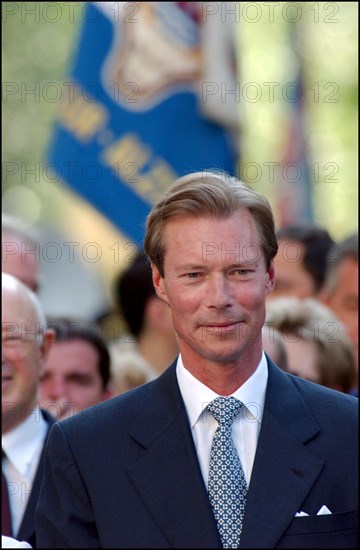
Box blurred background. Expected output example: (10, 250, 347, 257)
(2, 1, 358, 323)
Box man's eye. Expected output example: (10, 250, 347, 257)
(233, 269, 253, 276)
(69, 375, 92, 386)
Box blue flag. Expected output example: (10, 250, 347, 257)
(47, 2, 238, 246)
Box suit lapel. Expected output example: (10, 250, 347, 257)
(126, 364, 221, 548)
(126, 359, 325, 548)
(17, 410, 55, 545)
(240, 360, 324, 548)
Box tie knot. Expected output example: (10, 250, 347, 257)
(207, 396, 243, 426)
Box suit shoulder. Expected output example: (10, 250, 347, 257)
(290, 374, 358, 423)
(57, 373, 172, 438)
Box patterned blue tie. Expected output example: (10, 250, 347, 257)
(207, 397, 247, 549)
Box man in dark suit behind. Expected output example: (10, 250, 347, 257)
(2, 273, 55, 547)
(36, 172, 357, 548)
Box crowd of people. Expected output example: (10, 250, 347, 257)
(2, 172, 358, 548)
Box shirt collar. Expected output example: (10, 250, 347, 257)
(176, 353, 268, 429)
(2, 406, 48, 476)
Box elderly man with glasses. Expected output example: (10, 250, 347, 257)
(2, 273, 54, 548)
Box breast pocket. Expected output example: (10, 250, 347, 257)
(276, 510, 358, 548)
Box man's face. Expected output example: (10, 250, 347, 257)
(152, 210, 275, 370)
(325, 258, 358, 366)
(2, 285, 45, 433)
(2, 233, 39, 292)
(269, 239, 316, 300)
(39, 339, 107, 420)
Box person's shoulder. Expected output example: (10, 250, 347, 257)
(348, 387, 359, 398)
(269, 359, 357, 410)
(63, 381, 154, 426)
(57, 363, 177, 435)
(291, 372, 357, 403)
(289, 373, 358, 422)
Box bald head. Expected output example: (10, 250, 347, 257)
(2, 272, 45, 332)
(2, 216, 40, 292)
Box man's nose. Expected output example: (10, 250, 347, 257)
(207, 274, 232, 309)
(46, 377, 66, 399)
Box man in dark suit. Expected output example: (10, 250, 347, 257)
(2, 273, 55, 548)
(35, 172, 358, 548)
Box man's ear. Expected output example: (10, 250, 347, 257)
(39, 328, 56, 362)
(265, 260, 276, 295)
(151, 264, 169, 304)
(318, 287, 331, 306)
(38, 328, 55, 378)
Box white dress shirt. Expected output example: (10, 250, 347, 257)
(176, 353, 268, 488)
(1, 536, 32, 548)
(2, 407, 48, 536)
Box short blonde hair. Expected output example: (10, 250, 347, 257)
(144, 171, 278, 277)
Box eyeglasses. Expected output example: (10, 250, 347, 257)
(2, 332, 44, 360)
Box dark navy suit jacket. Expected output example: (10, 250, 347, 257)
(16, 410, 55, 548)
(35, 358, 358, 548)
